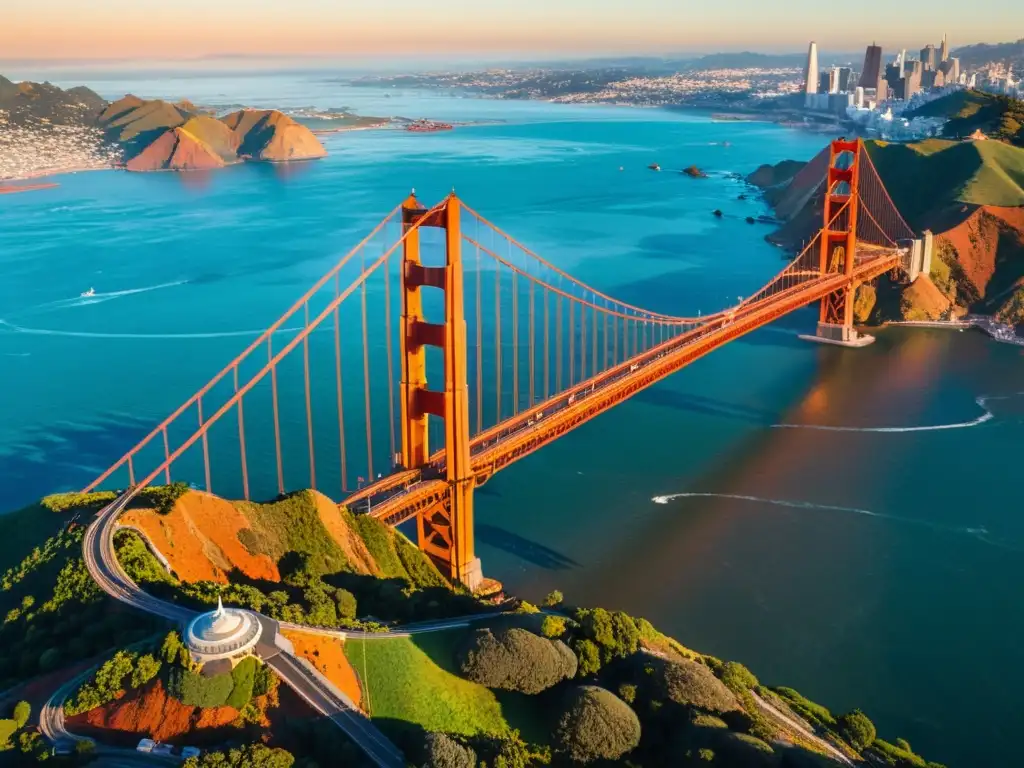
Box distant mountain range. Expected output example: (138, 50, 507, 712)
(952, 38, 1024, 69)
(0, 74, 105, 127)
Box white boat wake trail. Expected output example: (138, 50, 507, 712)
(650, 492, 1017, 549)
(773, 393, 1023, 433)
(14, 281, 189, 317)
(0, 319, 304, 340)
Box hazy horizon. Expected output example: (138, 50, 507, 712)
(4, 0, 1020, 62)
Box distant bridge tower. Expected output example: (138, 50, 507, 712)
(399, 192, 483, 590)
(812, 138, 874, 347)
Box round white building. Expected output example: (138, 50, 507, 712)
(185, 597, 262, 667)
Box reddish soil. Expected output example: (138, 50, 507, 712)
(282, 630, 363, 709)
(66, 678, 238, 745)
(936, 205, 1024, 301)
(121, 492, 278, 583)
(900, 275, 952, 320)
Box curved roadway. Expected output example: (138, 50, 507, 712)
(79, 494, 406, 768)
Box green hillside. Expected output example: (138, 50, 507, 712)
(864, 138, 1024, 226)
(908, 90, 1024, 146)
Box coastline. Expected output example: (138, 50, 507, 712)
(1, 165, 114, 185)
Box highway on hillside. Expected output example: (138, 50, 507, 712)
(77, 494, 406, 768)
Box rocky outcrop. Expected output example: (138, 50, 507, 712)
(125, 127, 226, 172)
(683, 165, 708, 178)
(221, 109, 327, 162)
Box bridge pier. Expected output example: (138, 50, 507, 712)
(800, 322, 875, 347)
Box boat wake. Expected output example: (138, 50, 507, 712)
(13, 280, 189, 317)
(651, 492, 1000, 544)
(773, 393, 1023, 433)
(0, 319, 304, 340)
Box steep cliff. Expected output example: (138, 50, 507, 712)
(221, 109, 327, 162)
(752, 138, 1024, 325)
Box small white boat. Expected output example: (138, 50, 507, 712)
(80, 288, 95, 297)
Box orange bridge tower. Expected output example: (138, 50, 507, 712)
(813, 138, 874, 347)
(399, 192, 483, 590)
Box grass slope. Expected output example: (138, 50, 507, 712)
(344, 629, 542, 741)
(908, 90, 1024, 147)
(865, 138, 1024, 226)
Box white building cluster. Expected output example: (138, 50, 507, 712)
(0, 111, 121, 180)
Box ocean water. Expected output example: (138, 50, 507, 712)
(2, 74, 1023, 767)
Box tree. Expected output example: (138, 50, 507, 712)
(12, 701, 30, 729)
(719, 661, 758, 693)
(554, 686, 640, 764)
(543, 590, 564, 608)
(0, 719, 18, 749)
(226, 657, 258, 710)
(573, 639, 601, 678)
(837, 709, 876, 751)
(654, 658, 739, 714)
(421, 732, 476, 768)
(540, 615, 566, 639)
(458, 627, 576, 694)
(131, 654, 162, 689)
(335, 588, 358, 620)
(167, 667, 234, 709)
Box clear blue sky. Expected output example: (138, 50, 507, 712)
(3, 0, 1019, 61)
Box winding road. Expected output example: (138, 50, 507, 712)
(77, 493, 406, 768)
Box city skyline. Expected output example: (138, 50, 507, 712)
(2, 0, 1021, 61)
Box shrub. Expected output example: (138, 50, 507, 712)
(352, 515, 408, 580)
(572, 607, 640, 667)
(719, 661, 759, 692)
(184, 743, 295, 768)
(515, 601, 540, 614)
(131, 654, 162, 689)
(11, 701, 30, 729)
(421, 732, 476, 768)
(159, 631, 192, 668)
(543, 590, 563, 607)
(618, 683, 637, 704)
(335, 588, 358, 620)
(0, 719, 17, 749)
(167, 667, 234, 709)
(227, 657, 258, 710)
(40, 491, 117, 514)
(554, 686, 640, 764)
(714, 732, 778, 767)
(457, 627, 576, 694)
(137, 482, 191, 515)
(837, 709, 876, 751)
(65, 650, 138, 715)
(771, 686, 836, 729)
(540, 615, 566, 639)
(655, 658, 739, 714)
(253, 663, 277, 698)
(573, 638, 601, 678)
(395, 534, 448, 589)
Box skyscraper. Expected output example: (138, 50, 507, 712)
(940, 33, 949, 62)
(859, 44, 884, 91)
(951, 57, 961, 84)
(905, 60, 923, 100)
(838, 67, 853, 92)
(804, 41, 819, 107)
(921, 44, 937, 70)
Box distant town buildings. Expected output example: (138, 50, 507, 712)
(798, 32, 983, 139)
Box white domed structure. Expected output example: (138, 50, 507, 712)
(185, 597, 262, 666)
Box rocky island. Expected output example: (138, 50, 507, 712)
(1, 77, 328, 181)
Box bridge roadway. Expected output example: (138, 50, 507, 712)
(80, 495, 407, 768)
(344, 252, 901, 526)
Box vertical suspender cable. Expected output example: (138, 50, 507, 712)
(556, 295, 562, 393)
(528, 281, 535, 408)
(475, 241, 483, 433)
(603, 309, 608, 373)
(543, 289, 550, 400)
(236, 362, 249, 500)
(269, 337, 284, 495)
(591, 299, 597, 378)
(334, 274, 347, 493)
(384, 250, 396, 464)
(580, 302, 586, 384)
(198, 397, 211, 494)
(303, 301, 316, 491)
(512, 271, 519, 415)
(495, 259, 502, 423)
(568, 300, 575, 387)
(362, 254, 374, 482)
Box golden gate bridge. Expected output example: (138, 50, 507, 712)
(83, 139, 918, 589)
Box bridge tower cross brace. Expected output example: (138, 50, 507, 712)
(399, 193, 483, 590)
(816, 138, 862, 343)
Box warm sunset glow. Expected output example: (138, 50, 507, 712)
(3, 0, 1019, 61)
